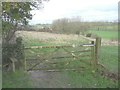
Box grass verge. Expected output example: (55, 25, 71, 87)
(99, 46, 118, 73)
(2, 70, 32, 88)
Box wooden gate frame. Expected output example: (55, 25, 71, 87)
(24, 37, 102, 71)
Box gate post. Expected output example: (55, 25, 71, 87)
(91, 41, 95, 66)
(24, 58, 27, 71)
(95, 37, 101, 67)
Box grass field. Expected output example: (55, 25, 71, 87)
(100, 46, 118, 73)
(88, 30, 118, 40)
(3, 31, 118, 88)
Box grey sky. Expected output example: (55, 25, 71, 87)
(29, 0, 119, 25)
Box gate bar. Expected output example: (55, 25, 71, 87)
(25, 44, 95, 49)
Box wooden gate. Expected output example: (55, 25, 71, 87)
(24, 37, 101, 71)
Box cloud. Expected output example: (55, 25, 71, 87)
(29, 0, 119, 24)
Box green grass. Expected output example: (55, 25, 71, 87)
(2, 70, 32, 88)
(99, 46, 118, 73)
(89, 30, 118, 40)
(24, 41, 118, 88)
(64, 70, 117, 88)
(62, 46, 118, 88)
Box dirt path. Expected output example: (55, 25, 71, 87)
(28, 71, 72, 88)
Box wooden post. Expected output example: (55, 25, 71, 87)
(24, 47, 26, 71)
(12, 62, 15, 72)
(91, 41, 95, 68)
(91, 41, 95, 63)
(24, 58, 27, 71)
(10, 57, 17, 72)
(95, 37, 101, 65)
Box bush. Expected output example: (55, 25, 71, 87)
(2, 37, 25, 71)
(86, 33, 92, 37)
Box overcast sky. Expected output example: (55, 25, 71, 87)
(29, 0, 119, 25)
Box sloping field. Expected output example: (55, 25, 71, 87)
(16, 31, 79, 40)
(15, 31, 89, 45)
(16, 31, 118, 46)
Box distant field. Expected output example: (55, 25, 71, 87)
(89, 30, 118, 40)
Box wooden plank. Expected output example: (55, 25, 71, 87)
(26, 55, 91, 62)
(52, 55, 91, 59)
(80, 44, 95, 47)
(26, 58, 92, 65)
(10, 57, 17, 72)
(91, 41, 95, 67)
(24, 44, 95, 49)
(12, 62, 15, 72)
(27, 67, 85, 71)
(24, 58, 27, 71)
(71, 50, 91, 53)
(25, 45, 72, 49)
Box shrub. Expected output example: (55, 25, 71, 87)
(86, 33, 92, 37)
(2, 37, 25, 71)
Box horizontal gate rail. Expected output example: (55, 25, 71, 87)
(26, 55, 91, 61)
(29, 67, 86, 72)
(25, 44, 95, 49)
(71, 50, 91, 53)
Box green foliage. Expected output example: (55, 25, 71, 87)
(2, 1, 44, 71)
(2, 1, 47, 42)
(2, 2, 33, 42)
(2, 37, 24, 71)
